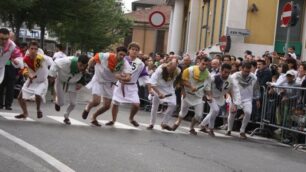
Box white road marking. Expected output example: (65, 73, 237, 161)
(0, 112, 34, 121)
(180, 126, 196, 131)
(139, 123, 186, 134)
(47, 116, 88, 126)
(0, 129, 75, 172)
(0, 148, 53, 172)
(180, 126, 231, 137)
(0, 112, 288, 145)
(98, 120, 140, 130)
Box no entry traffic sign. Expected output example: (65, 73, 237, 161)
(281, 2, 292, 27)
(149, 11, 166, 28)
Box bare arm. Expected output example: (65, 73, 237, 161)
(87, 57, 96, 69)
(115, 73, 131, 83)
(182, 80, 197, 92)
(151, 85, 165, 99)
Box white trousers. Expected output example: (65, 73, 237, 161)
(55, 79, 77, 118)
(200, 99, 223, 129)
(179, 98, 203, 122)
(227, 101, 252, 133)
(149, 95, 176, 125)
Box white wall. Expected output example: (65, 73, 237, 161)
(169, 0, 184, 54)
(186, 0, 200, 57)
(225, 0, 248, 32)
(224, 0, 274, 58)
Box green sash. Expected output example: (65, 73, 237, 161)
(5, 60, 11, 65)
(198, 69, 209, 82)
(70, 56, 79, 75)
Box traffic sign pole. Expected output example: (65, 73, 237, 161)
(284, 24, 291, 56)
(283, 1, 293, 56)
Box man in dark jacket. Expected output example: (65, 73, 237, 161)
(253, 59, 272, 121)
(256, 59, 272, 88)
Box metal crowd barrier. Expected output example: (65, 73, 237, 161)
(251, 85, 306, 150)
(138, 85, 210, 117)
(139, 83, 306, 150)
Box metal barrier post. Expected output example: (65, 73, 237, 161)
(251, 85, 306, 148)
(251, 86, 269, 136)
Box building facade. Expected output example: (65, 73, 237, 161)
(167, 0, 306, 60)
(125, 0, 171, 55)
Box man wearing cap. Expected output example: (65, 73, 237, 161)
(278, 70, 300, 128)
(281, 70, 299, 90)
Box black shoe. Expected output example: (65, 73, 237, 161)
(146, 125, 154, 130)
(0, 105, 3, 109)
(240, 132, 247, 139)
(171, 124, 179, 131)
(225, 131, 231, 136)
(55, 104, 60, 111)
(82, 110, 89, 120)
(91, 120, 101, 127)
(130, 120, 139, 127)
(105, 121, 114, 126)
(189, 129, 197, 135)
(208, 129, 215, 137)
(37, 111, 43, 119)
(161, 124, 173, 131)
(199, 127, 208, 133)
(5, 106, 12, 110)
(15, 114, 27, 119)
(63, 118, 71, 125)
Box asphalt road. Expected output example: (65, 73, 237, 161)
(1, 99, 306, 172)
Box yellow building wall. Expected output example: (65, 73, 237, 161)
(132, 27, 156, 54)
(132, 27, 169, 55)
(201, 2, 209, 48)
(133, 28, 145, 50)
(197, 1, 205, 50)
(144, 29, 156, 54)
(203, 0, 227, 48)
(245, 0, 278, 45)
(213, 0, 221, 44)
(206, 0, 214, 47)
(221, 0, 227, 40)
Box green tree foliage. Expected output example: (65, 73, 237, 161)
(48, 0, 132, 52)
(0, 0, 131, 51)
(27, 0, 67, 48)
(0, 0, 33, 40)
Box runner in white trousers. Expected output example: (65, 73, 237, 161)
(199, 63, 241, 137)
(172, 56, 212, 135)
(147, 58, 181, 130)
(227, 62, 260, 139)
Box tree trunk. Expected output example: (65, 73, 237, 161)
(40, 25, 45, 49)
(15, 25, 21, 42)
